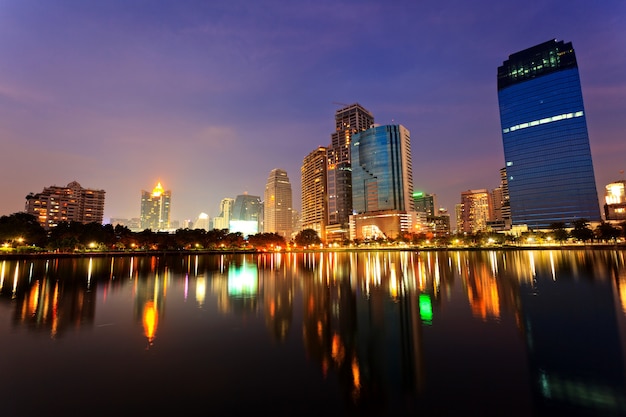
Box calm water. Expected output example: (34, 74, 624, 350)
(1, 249, 626, 417)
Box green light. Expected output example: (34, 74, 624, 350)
(419, 294, 433, 323)
(413, 191, 424, 198)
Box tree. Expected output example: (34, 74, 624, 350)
(549, 222, 569, 243)
(595, 221, 621, 243)
(294, 229, 321, 247)
(247, 233, 286, 250)
(570, 218, 594, 243)
(0, 212, 47, 248)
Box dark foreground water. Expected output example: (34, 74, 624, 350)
(1, 249, 626, 417)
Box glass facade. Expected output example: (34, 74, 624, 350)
(498, 40, 600, 229)
(351, 125, 413, 214)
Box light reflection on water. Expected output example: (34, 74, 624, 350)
(1, 250, 626, 417)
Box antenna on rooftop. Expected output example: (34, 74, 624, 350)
(332, 101, 350, 107)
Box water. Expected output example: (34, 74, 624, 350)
(1, 249, 626, 417)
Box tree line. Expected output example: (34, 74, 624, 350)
(0, 213, 322, 253)
(1, 212, 624, 253)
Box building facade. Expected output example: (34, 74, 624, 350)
(140, 182, 171, 231)
(263, 168, 293, 239)
(604, 180, 626, 221)
(301, 146, 328, 241)
(413, 192, 436, 216)
(230, 193, 262, 237)
(213, 198, 235, 230)
(350, 124, 415, 240)
(25, 181, 105, 229)
(194, 213, 210, 231)
(459, 189, 491, 234)
(326, 103, 374, 238)
(497, 39, 600, 229)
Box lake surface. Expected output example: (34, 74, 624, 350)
(1, 249, 626, 417)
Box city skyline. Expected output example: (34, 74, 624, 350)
(1, 1, 624, 223)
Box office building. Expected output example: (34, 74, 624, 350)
(230, 193, 262, 237)
(263, 168, 293, 239)
(140, 182, 171, 231)
(412, 192, 450, 236)
(213, 198, 235, 230)
(194, 213, 210, 231)
(459, 189, 491, 234)
(327, 103, 374, 239)
(25, 181, 105, 229)
(301, 146, 328, 241)
(350, 124, 415, 240)
(604, 180, 626, 221)
(498, 39, 600, 229)
(413, 192, 436, 216)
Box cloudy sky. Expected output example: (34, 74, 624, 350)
(1, 0, 624, 225)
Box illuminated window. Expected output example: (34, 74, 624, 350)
(502, 111, 584, 133)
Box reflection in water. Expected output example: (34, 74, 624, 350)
(142, 300, 158, 348)
(1, 250, 626, 416)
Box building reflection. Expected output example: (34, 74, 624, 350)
(1, 250, 626, 415)
(0, 258, 96, 338)
(259, 253, 293, 342)
(516, 250, 626, 416)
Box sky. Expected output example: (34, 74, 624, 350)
(1, 0, 625, 225)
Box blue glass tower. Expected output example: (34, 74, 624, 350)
(498, 39, 600, 229)
(351, 124, 413, 214)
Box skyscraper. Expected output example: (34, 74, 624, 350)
(301, 146, 328, 240)
(497, 39, 600, 229)
(604, 180, 626, 221)
(230, 193, 262, 236)
(263, 168, 293, 239)
(352, 125, 414, 214)
(459, 189, 491, 234)
(326, 103, 374, 236)
(213, 197, 234, 230)
(413, 192, 437, 216)
(140, 182, 171, 231)
(350, 124, 415, 239)
(25, 181, 105, 229)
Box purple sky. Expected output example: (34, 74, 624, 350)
(1, 0, 624, 225)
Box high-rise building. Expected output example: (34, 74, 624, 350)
(230, 193, 262, 237)
(497, 39, 600, 229)
(413, 192, 451, 236)
(140, 182, 171, 231)
(604, 180, 626, 221)
(25, 181, 105, 229)
(263, 168, 293, 239)
(459, 189, 491, 234)
(350, 124, 415, 240)
(213, 198, 234, 230)
(301, 146, 328, 241)
(413, 192, 437, 216)
(327, 103, 374, 237)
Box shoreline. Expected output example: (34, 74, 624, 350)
(1, 243, 625, 259)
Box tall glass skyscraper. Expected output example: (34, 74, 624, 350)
(351, 124, 414, 214)
(497, 39, 600, 229)
(230, 193, 262, 236)
(350, 124, 414, 240)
